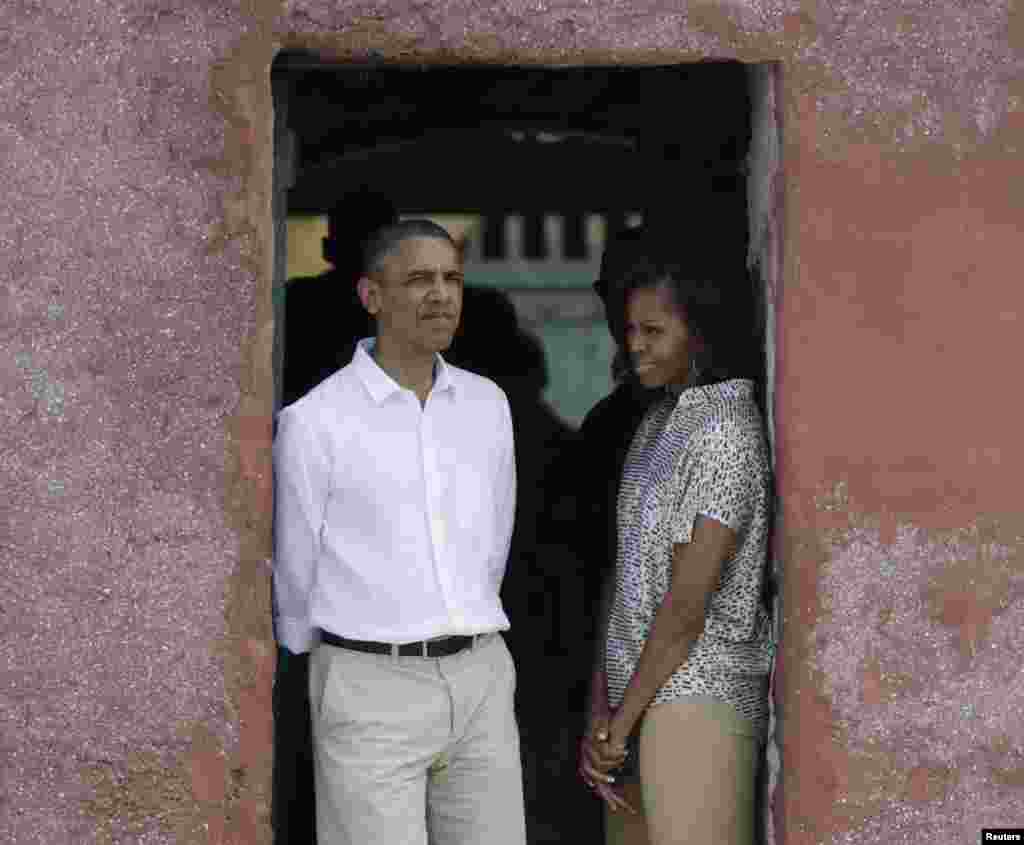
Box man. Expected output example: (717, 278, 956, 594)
(273, 219, 526, 845)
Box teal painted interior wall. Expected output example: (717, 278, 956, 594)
(464, 264, 614, 428)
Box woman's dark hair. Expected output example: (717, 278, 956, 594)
(616, 252, 759, 387)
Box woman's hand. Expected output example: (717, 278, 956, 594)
(589, 725, 629, 774)
(579, 676, 636, 811)
(606, 710, 634, 758)
(579, 743, 636, 814)
(578, 717, 636, 814)
(591, 779, 637, 814)
(579, 676, 621, 780)
(579, 710, 609, 785)
(580, 710, 634, 814)
(581, 712, 627, 774)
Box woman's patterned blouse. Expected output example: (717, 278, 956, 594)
(604, 379, 773, 734)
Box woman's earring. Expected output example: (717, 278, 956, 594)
(687, 352, 703, 387)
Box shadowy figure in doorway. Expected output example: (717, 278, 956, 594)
(448, 285, 598, 843)
(446, 285, 578, 674)
(273, 187, 397, 845)
(281, 187, 399, 405)
(519, 223, 661, 844)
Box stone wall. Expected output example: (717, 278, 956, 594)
(3, 1, 1023, 843)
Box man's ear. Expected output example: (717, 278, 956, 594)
(357, 276, 378, 315)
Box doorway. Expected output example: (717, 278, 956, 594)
(269, 53, 777, 844)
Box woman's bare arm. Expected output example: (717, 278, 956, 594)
(596, 515, 737, 761)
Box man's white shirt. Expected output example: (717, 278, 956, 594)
(273, 338, 516, 654)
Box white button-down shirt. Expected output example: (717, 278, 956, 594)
(273, 338, 516, 654)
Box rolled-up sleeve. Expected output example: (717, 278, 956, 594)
(669, 416, 767, 546)
(273, 407, 329, 654)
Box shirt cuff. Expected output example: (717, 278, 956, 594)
(276, 616, 316, 655)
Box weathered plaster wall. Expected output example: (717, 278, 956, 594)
(1, 4, 275, 844)
(2, 1, 1022, 844)
(774, 136, 1024, 841)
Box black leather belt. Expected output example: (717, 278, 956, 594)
(319, 629, 481, 658)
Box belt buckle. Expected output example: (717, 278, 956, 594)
(421, 640, 430, 658)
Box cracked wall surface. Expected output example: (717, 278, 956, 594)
(2, 1, 1022, 843)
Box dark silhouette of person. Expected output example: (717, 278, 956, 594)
(521, 224, 660, 843)
(566, 224, 660, 672)
(445, 286, 577, 676)
(446, 285, 586, 844)
(273, 188, 398, 845)
(281, 188, 400, 405)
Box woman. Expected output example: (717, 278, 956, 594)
(578, 255, 773, 845)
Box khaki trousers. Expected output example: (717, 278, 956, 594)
(605, 697, 761, 845)
(309, 633, 526, 845)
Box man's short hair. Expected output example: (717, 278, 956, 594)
(362, 219, 458, 277)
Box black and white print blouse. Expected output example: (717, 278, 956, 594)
(604, 379, 773, 734)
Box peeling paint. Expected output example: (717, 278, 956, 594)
(808, 519, 1024, 840)
(15, 352, 66, 418)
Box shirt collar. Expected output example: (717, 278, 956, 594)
(353, 338, 457, 405)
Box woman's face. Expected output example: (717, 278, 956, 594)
(624, 284, 698, 389)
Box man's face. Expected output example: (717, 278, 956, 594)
(361, 236, 464, 357)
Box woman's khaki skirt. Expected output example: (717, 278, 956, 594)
(605, 696, 762, 845)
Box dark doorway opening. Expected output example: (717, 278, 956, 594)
(270, 52, 762, 845)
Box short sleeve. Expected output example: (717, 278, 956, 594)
(670, 415, 768, 546)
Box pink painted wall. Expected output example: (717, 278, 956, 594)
(2, 1, 1022, 843)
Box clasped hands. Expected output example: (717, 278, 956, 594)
(578, 709, 637, 814)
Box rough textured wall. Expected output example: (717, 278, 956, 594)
(1, 4, 274, 844)
(1, 1, 1022, 844)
